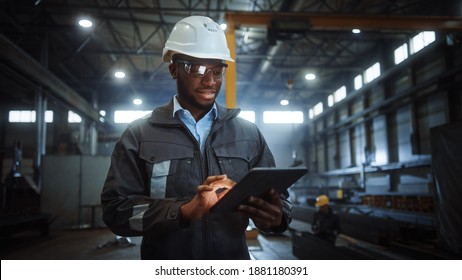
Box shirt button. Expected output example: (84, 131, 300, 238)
(170, 211, 176, 218)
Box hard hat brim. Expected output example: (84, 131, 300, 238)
(163, 49, 234, 63)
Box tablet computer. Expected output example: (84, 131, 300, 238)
(210, 167, 308, 214)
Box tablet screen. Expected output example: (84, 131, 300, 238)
(210, 167, 308, 214)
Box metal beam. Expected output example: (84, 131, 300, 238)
(226, 12, 462, 31)
(0, 34, 104, 125)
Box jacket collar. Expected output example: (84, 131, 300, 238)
(172, 95, 218, 120)
(148, 97, 241, 125)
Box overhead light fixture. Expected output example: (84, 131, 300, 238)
(133, 98, 142, 105)
(220, 23, 227, 30)
(114, 71, 126, 79)
(352, 28, 361, 34)
(78, 18, 93, 28)
(280, 99, 289, 106)
(305, 73, 316, 80)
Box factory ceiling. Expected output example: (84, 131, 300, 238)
(0, 0, 461, 126)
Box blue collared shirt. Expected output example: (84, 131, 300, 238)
(173, 95, 217, 152)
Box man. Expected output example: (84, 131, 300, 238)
(312, 195, 341, 244)
(101, 15, 292, 260)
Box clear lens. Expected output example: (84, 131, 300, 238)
(177, 60, 227, 78)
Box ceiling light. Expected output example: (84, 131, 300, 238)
(133, 98, 142, 105)
(352, 28, 361, 34)
(280, 99, 289, 106)
(220, 23, 227, 30)
(78, 18, 93, 28)
(114, 71, 126, 79)
(305, 73, 316, 80)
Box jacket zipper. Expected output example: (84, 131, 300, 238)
(182, 119, 225, 259)
(179, 122, 210, 259)
(202, 139, 211, 259)
(195, 147, 211, 259)
(202, 122, 221, 259)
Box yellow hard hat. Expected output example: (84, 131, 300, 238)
(315, 195, 329, 207)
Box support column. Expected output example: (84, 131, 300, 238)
(89, 93, 98, 155)
(34, 34, 48, 189)
(225, 18, 237, 108)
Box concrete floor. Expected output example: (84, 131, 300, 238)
(3, 220, 454, 260)
(0, 227, 297, 260)
(1, 228, 141, 260)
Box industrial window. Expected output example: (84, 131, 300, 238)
(114, 110, 151, 123)
(328, 86, 347, 107)
(68, 111, 82, 123)
(410, 31, 435, 54)
(263, 111, 304, 124)
(238, 110, 255, 123)
(8, 110, 53, 123)
(68, 110, 106, 123)
(354, 74, 363, 90)
(309, 102, 323, 119)
(394, 43, 408, 64)
(327, 95, 334, 107)
(335, 86, 347, 102)
(364, 62, 381, 83)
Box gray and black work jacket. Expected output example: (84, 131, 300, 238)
(101, 99, 292, 259)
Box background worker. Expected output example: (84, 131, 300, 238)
(101, 15, 292, 260)
(312, 194, 341, 244)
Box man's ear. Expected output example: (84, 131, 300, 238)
(169, 63, 178, 79)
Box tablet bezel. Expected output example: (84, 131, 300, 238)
(209, 167, 308, 214)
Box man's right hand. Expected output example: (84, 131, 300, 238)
(180, 175, 235, 221)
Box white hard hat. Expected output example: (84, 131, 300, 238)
(162, 16, 234, 62)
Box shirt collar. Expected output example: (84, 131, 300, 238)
(173, 95, 218, 120)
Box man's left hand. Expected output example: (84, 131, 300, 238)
(238, 188, 283, 229)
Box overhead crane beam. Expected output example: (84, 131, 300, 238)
(224, 12, 462, 108)
(226, 12, 462, 31)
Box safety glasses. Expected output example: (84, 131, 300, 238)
(175, 60, 228, 79)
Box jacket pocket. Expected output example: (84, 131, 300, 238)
(213, 140, 259, 181)
(140, 142, 195, 198)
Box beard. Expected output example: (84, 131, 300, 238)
(176, 77, 220, 112)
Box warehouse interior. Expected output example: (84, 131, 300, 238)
(1, 0, 462, 260)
